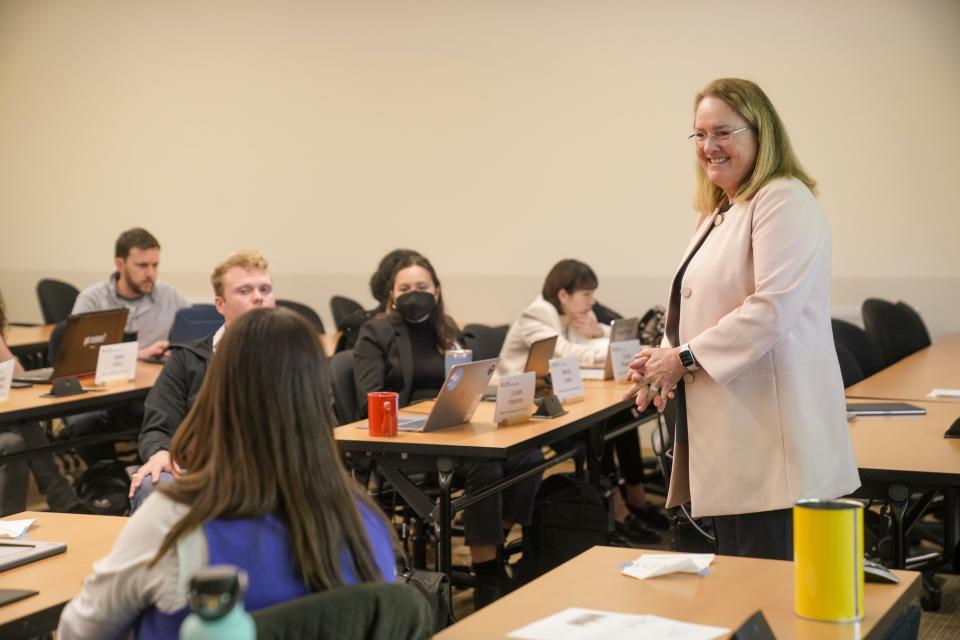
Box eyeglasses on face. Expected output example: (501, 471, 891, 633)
(688, 126, 750, 146)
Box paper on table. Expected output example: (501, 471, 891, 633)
(621, 553, 715, 580)
(928, 388, 960, 398)
(507, 607, 728, 640)
(0, 518, 35, 538)
(580, 368, 604, 381)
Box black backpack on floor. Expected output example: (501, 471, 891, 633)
(514, 474, 608, 585)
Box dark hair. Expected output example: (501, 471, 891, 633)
(369, 249, 421, 309)
(384, 254, 459, 351)
(153, 308, 389, 589)
(541, 259, 599, 314)
(115, 228, 160, 259)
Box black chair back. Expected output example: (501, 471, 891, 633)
(169, 305, 224, 344)
(835, 343, 865, 388)
(36, 279, 79, 324)
(592, 301, 623, 325)
(276, 299, 325, 333)
(330, 350, 358, 425)
(831, 319, 884, 378)
(330, 295, 365, 331)
(458, 323, 509, 360)
(861, 298, 931, 366)
(253, 582, 432, 640)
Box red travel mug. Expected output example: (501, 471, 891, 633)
(367, 391, 399, 437)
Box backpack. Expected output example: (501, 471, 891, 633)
(514, 474, 608, 585)
(76, 460, 132, 515)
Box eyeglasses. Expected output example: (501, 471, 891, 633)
(688, 126, 750, 146)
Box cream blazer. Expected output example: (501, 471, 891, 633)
(665, 178, 860, 517)
(497, 295, 610, 377)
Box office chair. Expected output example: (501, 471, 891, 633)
(275, 299, 325, 333)
(592, 301, 623, 326)
(835, 343, 865, 388)
(458, 324, 509, 360)
(330, 295, 365, 332)
(253, 583, 432, 640)
(861, 299, 931, 367)
(831, 319, 885, 379)
(168, 305, 224, 344)
(329, 350, 358, 426)
(36, 279, 79, 324)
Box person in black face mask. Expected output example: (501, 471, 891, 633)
(353, 254, 544, 611)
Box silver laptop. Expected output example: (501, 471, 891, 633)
(397, 358, 500, 432)
(0, 539, 67, 572)
(14, 309, 129, 383)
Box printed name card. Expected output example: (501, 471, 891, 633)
(494, 371, 535, 426)
(0, 359, 14, 402)
(609, 338, 641, 382)
(95, 342, 138, 385)
(549, 356, 585, 403)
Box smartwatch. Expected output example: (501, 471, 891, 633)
(679, 343, 699, 371)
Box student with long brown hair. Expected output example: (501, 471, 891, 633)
(59, 308, 396, 639)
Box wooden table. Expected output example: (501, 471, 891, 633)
(335, 379, 641, 577)
(846, 333, 960, 403)
(0, 363, 162, 463)
(5, 325, 54, 351)
(0, 511, 127, 639)
(436, 546, 920, 640)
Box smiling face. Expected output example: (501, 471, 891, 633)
(694, 96, 758, 200)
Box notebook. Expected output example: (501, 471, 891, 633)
(845, 402, 927, 416)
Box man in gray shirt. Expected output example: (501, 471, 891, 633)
(72, 228, 189, 360)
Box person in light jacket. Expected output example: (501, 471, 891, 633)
(627, 78, 860, 560)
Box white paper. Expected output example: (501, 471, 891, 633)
(95, 341, 138, 384)
(579, 368, 604, 381)
(549, 357, 585, 402)
(0, 518, 36, 539)
(494, 371, 535, 424)
(608, 338, 641, 382)
(0, 358, 14, 402)
(507, 607, 728, 640)
(928, 388, 960, 398)
(621, 553, 715, 580)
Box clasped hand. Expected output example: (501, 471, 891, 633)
(624, 346, 685, 413)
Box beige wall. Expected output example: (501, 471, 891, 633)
(2, 1, 958, 336)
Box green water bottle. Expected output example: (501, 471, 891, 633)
(179, 565, 255, 640)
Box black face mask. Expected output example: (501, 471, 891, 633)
(395, 290, 437, 323)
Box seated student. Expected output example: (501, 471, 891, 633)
(62, 228, 190, 464)
(0, 291, 91, 515)
(498, 259, 666, 544)
(128, 250, 275, 507)
(337, 248, 422, 351)
(58, 308, 396, 639)
(353, 253, 542, 609)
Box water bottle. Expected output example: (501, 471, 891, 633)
(444, 348, 473, 378)
(179, 565, 255, 640)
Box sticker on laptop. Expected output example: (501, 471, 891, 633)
(447, 367, 465, 390)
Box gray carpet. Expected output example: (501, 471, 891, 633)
(919, 573, 960, 639)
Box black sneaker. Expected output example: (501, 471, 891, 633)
(614, 514, 661, 545)
(629, 504, 670, 530)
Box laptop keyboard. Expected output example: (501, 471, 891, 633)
(13, 367, 53, 383)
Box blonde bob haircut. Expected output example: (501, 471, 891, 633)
(211, 249, 269, 298)
(693, 78, 817, 214)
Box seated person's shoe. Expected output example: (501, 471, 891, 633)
(628, 503, 670, 530)
(473, 567, 512, 610)
(614, 514, 661, 545)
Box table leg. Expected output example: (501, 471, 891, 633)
(437, 457, 454, 577)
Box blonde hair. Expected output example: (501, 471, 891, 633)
(693, 78, 817, 214)
(211, 250, 269, 298)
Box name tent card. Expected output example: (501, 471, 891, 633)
(549, 356, 585, 403)
(0, 359, 14, 402)
(494, 371, 536, 426)
(95, 341, 138, 385)
(609, 338, 641, 382)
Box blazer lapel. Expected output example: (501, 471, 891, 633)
(393, 320, 415, 401)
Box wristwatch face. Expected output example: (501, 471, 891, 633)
(680, 350, 695, 368)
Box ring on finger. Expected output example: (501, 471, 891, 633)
(648, 384, 660, 394)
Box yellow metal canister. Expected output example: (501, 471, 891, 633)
(793, 498, 865, 622)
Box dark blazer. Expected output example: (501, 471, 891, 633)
(352, 316, 416, 418)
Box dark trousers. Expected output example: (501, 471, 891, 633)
(713, 508, 793, 561)
(461, 448, 544, 547)
(601, 427, 644, 486)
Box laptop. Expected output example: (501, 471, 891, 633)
(523, 335, 559, 398)
(14, 309, 129, 383)
(846, 402, 927, 416)
(582, 316, 639, 380)
(396, 358, 500, 432)
(0, 539, 67, 572)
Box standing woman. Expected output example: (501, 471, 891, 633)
(353, 253, 543, 608)
(628, 78, 859, 560)
(59, 308, 396, 638)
